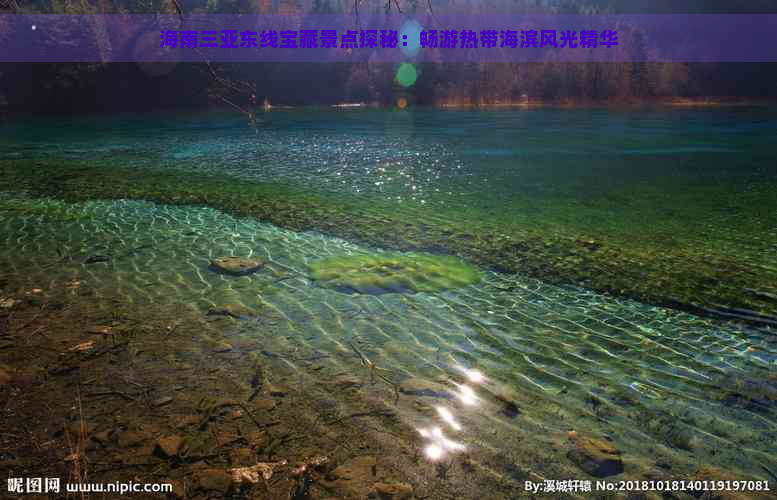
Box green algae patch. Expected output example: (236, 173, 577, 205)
(0, 197, 91, 222)
(309, 253, 482, 295)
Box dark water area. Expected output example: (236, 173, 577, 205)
(1, 107, 776, 498)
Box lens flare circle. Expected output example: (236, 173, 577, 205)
(396, 63, 417, 88)
(399, 20, 423, 57)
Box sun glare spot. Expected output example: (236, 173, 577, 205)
(442, 437, 466, 452)
(465, 369, 485, 383)
(425, 444, 445, 461)
(456, 384, 478, 406)
(436, 406, 462, 431)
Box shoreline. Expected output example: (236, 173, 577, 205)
(434, 97, 775, 109)
(2, 97, 774, 120)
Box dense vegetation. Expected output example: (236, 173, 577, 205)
(1, 0, 776, 112)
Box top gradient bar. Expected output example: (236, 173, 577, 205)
(1, 14, 776, 63)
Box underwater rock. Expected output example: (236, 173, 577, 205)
(309, 252, 481, 295)
(208, 257, 264, 276)
(268, 384, 290, 397)
(246, 430, 268, 450)
(0, 367, 11, 386)
(154, 435, 183, 458)
(645, 414, 694, 450)
(235, 338, 261, 350)
(210, 340, 233, 353)
(253, 398, 276, 411)
(68, 340, 95, 352)
(373, 481, 413, 499)
(575, 238, 601, 251)
(412, 400, 434, 414)
(173, 415, 200, 429)
(331, 456, 377, 479)
(501, 400, 521, 419)
(193, 468, 232, 493)
(566, 436, 624, 478)
(320, 375, 362, 391)
(229, 461, 287, 483)
(325, 456, 378, 497)
(206, 304, 256, 319)
(689, 467, 762, 499)
(399, 378, 453, 399)
(484, 388, 522, 419)
(86, 325, 114, 336)
(117, 430, 148, 448)
(0, 297, 19, 309)
(84, 254, 110, 265)
(230, 447, 254, 466)
(152, 396, 173, 408)
(90, 430, 113, 447)
(0, 454, 20, 468)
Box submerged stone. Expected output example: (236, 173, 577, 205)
(688, 466, 767, 499)
(117, 430, 148, 448)
(90, 430, 113, 446)
(267, 384, 290, 397)
(309, 252, 481, 295)
(206, 304, 257, 319)
(399, 378, 453, 399)
(151, 396, 173, 408)
(374, 481, 413, 499)
(501, 400, 521, 419)
(209, 257, 264, 276)
(154, 435, 184, 458)
(0, 297, 19, 309)
(325, 456, 378, 497)
(193, 468, 232, 493)
(211, 340, 233, 353)
(253, 398, 276, 411)
(84, 254, 111, 265)
(567, 436, 624, 478)
(230, 447, 254, 467)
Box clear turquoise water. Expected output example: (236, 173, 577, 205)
(1, 108, 777, 485)
(6, 108, 777, 260)
(4, 108, 777, 208)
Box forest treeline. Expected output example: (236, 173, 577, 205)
(1, 0, 776, 112)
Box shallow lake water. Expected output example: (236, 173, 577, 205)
(1, 108, 777, 496)
(5, 108, 777, 275)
